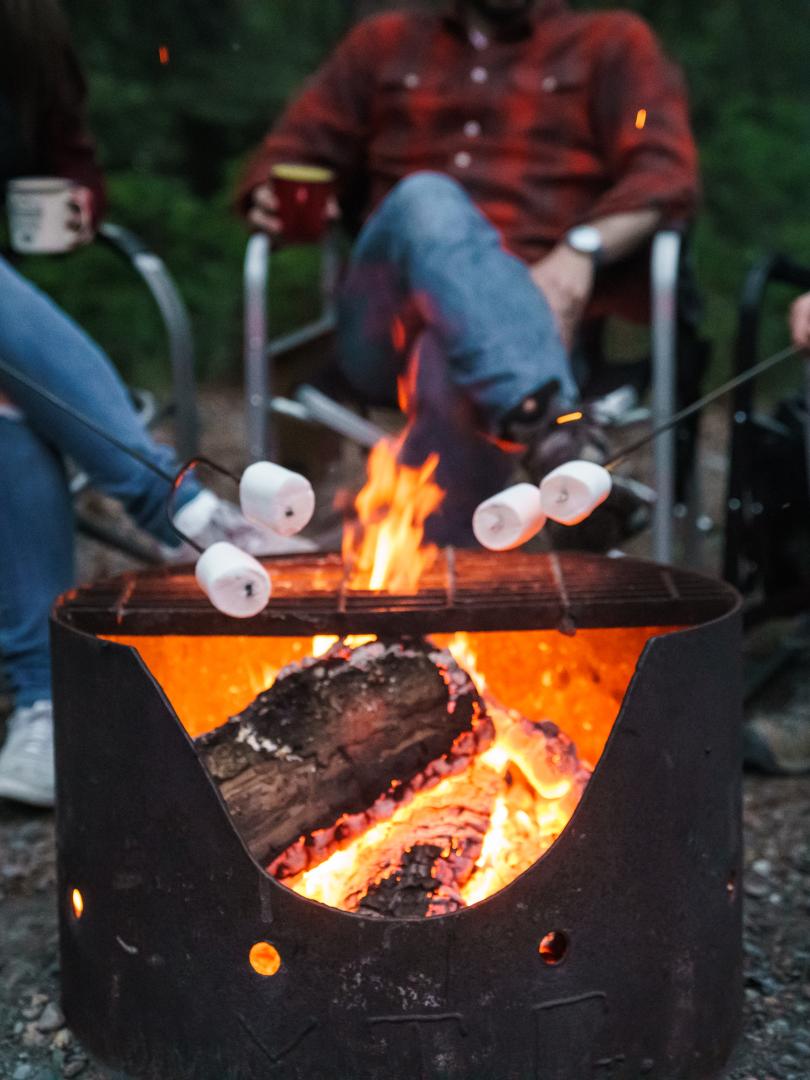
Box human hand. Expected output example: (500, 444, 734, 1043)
(66, 186, 95, 248)
(530, 244, 596, 349)
(247, 179, 340, 241)
(247, 181, 283, 238)
(789, 292, 810, 351)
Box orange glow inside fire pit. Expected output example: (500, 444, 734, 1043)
(107, 624, 672, 915)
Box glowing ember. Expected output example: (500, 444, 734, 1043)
(342, 436, 444, 593)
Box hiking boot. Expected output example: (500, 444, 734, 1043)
(0, 700, 55, 807)
(501, 386, 654, 552)
(164, 490, 316, 563)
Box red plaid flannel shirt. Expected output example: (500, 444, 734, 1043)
(238, 0, 699, 322)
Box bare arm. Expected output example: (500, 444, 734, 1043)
(790, 293, 810, 350)
(530, 209, 661, 347)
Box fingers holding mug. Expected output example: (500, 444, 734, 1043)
(66, 186, 95, 248)
(248, 181, 283, 239)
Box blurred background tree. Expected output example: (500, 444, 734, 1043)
(13, 0, 810, 391)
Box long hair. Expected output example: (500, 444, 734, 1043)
(0, 0, 72, 154)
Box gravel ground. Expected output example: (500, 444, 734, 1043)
(1, 388, 808, 1079)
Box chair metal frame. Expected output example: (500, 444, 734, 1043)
(724, 253, 810, 604)
(71, 222, 199, 562)
(244, 229, 684, 563)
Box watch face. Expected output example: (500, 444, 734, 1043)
(568, 226, 602, 255)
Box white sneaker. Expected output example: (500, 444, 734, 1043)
(0, 700, 55, 808)
(164, 490, 316, 563)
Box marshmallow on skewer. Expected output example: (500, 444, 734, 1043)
(473, 483, 547, 551)
(239, 462, 315, 537)
(195, 542, 272, 618)
(539, 460, 613, 525)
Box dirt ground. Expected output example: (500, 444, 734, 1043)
(1, 388, 808, 1080)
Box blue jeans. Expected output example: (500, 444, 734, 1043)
(336, 172, 575, 546)
(0, 255, 197, 707)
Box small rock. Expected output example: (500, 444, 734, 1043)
(63, 1057, 87, 1078)
(13, 1065, 34, 1080)
(36, 1002, 65, 1034)
(744, 877, 769, 899)
(52, 1028, 73, 1050)
(752, 858, 772, 876)
(22, 1021, 48, 1047)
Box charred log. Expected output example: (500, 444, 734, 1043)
(195, 638, 486, 864)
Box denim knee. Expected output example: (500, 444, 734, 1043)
(378, 171, 489, 247)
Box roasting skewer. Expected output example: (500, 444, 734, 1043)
(0, 356, 316, 616)
(477, 343, 805, 549)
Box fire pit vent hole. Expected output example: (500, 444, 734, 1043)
(727, 870, 738, 900)
(249, 941, 282, 977)
(70, 888, 84, 920)
(538, 930, 568, 965)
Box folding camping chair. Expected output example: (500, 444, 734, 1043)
(243, 226, 708, 566)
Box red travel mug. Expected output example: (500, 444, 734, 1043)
(271, 163, 336, 244)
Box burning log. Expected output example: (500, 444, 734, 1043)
(271, 693, 590, 919)
(195, 638, 487, 864)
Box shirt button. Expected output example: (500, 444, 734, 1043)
(470, 66, 488, 84)
(403, 72, 420, 89)
(454, 151, 472, 169)
(542, 76, 558, 92)
(464, 120, 482, 138)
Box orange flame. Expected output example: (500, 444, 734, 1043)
(158, 45, 170, 66)
(635, 108, 648, 130)
(343, 437, 444, 593)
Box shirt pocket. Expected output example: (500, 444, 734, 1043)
(510, 56, 592, 144)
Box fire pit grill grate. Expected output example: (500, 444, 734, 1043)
(57, 550, 732, 636)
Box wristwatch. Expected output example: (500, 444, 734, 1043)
(564, 225, 604, 268)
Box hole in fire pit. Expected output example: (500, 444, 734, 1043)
(249, 941, 282, 977)
(538, 930, 568, 965)
(71, 888, 84, 920)
(727, 870, 738, 900)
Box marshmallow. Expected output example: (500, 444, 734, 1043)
(539, 461, 613, 525)
(239, 462, 315, 537)
(473, 483, 547, 551)
(195, 542, 272, 618)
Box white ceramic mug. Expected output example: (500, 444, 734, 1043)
(6, 177, 84, 254)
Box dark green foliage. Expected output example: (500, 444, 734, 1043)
(25, 0, 810, 386)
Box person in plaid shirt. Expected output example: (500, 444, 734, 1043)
(240, 0, 700, 548)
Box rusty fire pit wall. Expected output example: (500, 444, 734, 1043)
(52, 564, 742, 1080)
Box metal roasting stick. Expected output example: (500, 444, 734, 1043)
(0, 357, 244, 553)
(2, 345, 803, 551)
(605, 344, 803, 470)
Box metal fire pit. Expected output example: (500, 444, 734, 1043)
(52, 552, 743, 1080)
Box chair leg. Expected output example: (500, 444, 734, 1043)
(650, 231, 682, 564)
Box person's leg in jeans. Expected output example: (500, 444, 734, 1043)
(0, 255, 197, 546)
(0, 414, 74, 803)
(0, 416, 74, 707)
(398, 328, 517, 546)
(338, 171, 575, 423)
(336, 172, 575, 544)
